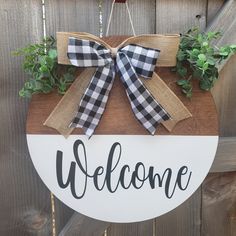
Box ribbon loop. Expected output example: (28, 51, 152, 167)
(68, 37, 112, 67)
(67, 37, 171, 137)
(119, 44, 160, 78)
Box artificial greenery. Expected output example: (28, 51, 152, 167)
(175, 28, 236, 98)
(13, 37, 76, 98)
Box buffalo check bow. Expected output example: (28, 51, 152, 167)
(67, 37, 171, 137)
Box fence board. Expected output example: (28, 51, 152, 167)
(102, 0, 156, 36)
(45, 0, 100, 37)
(207, 0, 236, 137)
(45, 1, 156, 235)
(58, 213, 110, 236)
(107, 220, 153, 236)
(155, 188, 201, 236)
(206, 0, 224, 25)
(54, 196, 74, 235)
(206, 0, 236, 46)
(211, 54, 236, 136)
(202, 172, 236, 236)
(155, 0, 207, 34)
(210, 137, 236, 173)
(45, 1, 107, 234)
(0, 0, 52, 236)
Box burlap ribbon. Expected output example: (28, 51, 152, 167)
(44, 32, 192, 137)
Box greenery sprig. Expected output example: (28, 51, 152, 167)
(13, 37, 76, 98)
(175, 28, 236, 97)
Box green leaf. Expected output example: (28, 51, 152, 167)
(198, 54, 206, 62)
(197, 59, 205, 67)
(207, 58, 215, 65)
(177, 67, 187, 77)
(199, 79, 212, 91)
(177, 50, 186, 61)
(202, 62, 209, 71)
(174, 28, 236, 97)
(39, 65, 48, 73)
(63, 73, 75, 82)
(19, 88, 32, 98)
(230, 45, 236, 49)
(177, 79, 188, 86)
(48, 49, 57, 59)
(219, 51, 229, 56)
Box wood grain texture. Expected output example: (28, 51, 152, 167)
(27, 34, 217, 236)
(107, 220, 153, 236)
(0, 0, 52, 235)
(58, 213, 110, 236)
(45, 0, 100, 37)
(206, 0, 236, 46)
(44, 0, 88, 233)
(207, 1, 236, 137)
(210, 137, 236, 173)
(155, 0, 207, 34)
(202, 172, 236, 236)
(155, 188, 201, 236)
(102, 0, 156, 35)
(206, 0, 224, 25)
(49, 34, 192, 135)
(211, 54, 236, 136)
(26, 67, 218, 136)
(54, 196, 75, 235)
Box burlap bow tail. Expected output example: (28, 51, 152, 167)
(67, 38, 170, 137)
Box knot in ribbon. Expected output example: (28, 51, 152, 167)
(67, 37, 171, 137)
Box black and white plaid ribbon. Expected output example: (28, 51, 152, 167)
(67, 37, 171, 137)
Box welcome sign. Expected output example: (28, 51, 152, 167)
(26, 65, 218, 222)
(27, 134, 218, 222)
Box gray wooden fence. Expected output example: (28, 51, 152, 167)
(0, 0, 236, 235)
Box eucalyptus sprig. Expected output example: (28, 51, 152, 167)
(13, 36, 76, 98)
(175, 28, 236, 97)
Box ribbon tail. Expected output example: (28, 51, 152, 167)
(116, 52, 171, 135)
(70, 64, 115, 137)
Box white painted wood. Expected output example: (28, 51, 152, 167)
(27, 134, 218, 223)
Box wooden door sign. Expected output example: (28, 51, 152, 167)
(26, 33, 219, 223)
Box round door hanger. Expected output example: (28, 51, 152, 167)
(26, 71, 219, 223)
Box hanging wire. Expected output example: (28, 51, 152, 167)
(98, 0, 103, 38)
(106, 0, 136, 36)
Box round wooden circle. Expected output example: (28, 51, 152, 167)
(26, 36, 219, 223)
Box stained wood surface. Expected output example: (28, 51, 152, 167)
(26, 33, 218, 136)
(206, 0, 236, 46)
(155, 0, 207, 34)
(202, 172, 236, 236)
(45, 0, 100, 36)
(207, 0, 236, 137)
(107, 220, 153, 236)
(210, 137, 236, 173)
(27, 67, 218, 136)
(155, 188, 201, 236)
(212, 54, 236, 137)
(0, 0, 52, 235)
(58, 213, 110, 236)
(207, 0, 224, 24)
